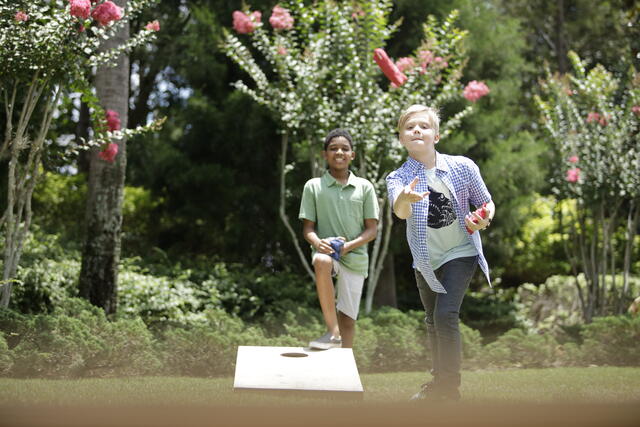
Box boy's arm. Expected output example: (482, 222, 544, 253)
(392, 177, 429, 220)
(342, 218, 378, 255)
(302, 219, 336, 255)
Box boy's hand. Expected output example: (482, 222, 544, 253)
(464, 210, 490, 232)
(397, 177, 429, 204)
(316, 236, 345, 255)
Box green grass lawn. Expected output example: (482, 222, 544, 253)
(1, 367, 639, 407)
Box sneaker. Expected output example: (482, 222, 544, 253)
(308, 332, 342, 350)
(410, 381, 460, 402)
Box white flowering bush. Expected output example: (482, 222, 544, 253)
(0, 0, 162, 308)
(535, 51, 640, 321)
(223, 0, 487, 310)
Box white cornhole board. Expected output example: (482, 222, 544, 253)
(233, 346, 363, 396)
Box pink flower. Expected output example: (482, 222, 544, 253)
(566, 168, 581, 183)
(568, 155, 579, 163)
(145, 20, 160, 31)
(434, 57, 448, 68)
(91, 1, 123, 26)
(15, 11, 28, 22)
(269, 5, 294, 30)
(105, 110, 121, 132)
(277, 46, 287, 55)
(70, 0, 91, 20)
(418, 50, 433, 73)
(463, 80, 490, 102)
(98, 143, 119, 163)
(586, 112, 600, 123)
(373, 48, 407, 87)
(395, 57, 415, 73)
(632, 106, 640, 116)
(232, 10, 261, 34)
(586, 112, 608, 126)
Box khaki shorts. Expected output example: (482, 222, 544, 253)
(312, 253, 365, 320)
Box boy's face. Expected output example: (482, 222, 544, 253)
(322, 136, 355, 170)
(399, 112, 439, 154)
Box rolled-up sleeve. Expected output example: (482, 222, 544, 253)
(385, 171, 405, 207)
(467, 161, 491, 207)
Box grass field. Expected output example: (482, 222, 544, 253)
(1, 367, 639, 406)
(1, 368, 639, 427)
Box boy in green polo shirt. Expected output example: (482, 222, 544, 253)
(299, 129, 379, 349)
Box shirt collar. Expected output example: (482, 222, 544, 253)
(404, 151, 450, 174)
(322, 170, 356, 187)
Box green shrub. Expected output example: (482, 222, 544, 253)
(11, 257, 81, 314)
(515, 275, 640, 334)
(363, 308, 427, 372)
(579, 316, 640, 366)
(161, 308, 273, 376)
(479, 328, 559, 368)
(461, 322, 484, 368)
(460, 288, 519, 341)
(0, 332, 13, 374)
(11, 314, 103, 377)
(118, 264, 220, 325)
(2, 299, 163, 378)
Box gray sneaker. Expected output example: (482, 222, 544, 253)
(309, 332, 342, 349)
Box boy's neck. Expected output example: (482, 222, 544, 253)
(329, 168, 350, 184)
(409, 148, 437, 169)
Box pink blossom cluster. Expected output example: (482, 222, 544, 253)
(463, 80, 490, 102)
(566, 167, 581, 183)
(395, 57, 415, 73)
(70, 0, 91, 19)
(277, 46, 287, 55)
(586, 112, 607, 126)
(68, 0, 123, 26)
(418, 50, 433, 71)
(632, 106, 640, 116)
(233, 10, 261, 34)
(145, 20, 160, 31)
(92, 1, 123, 26)
(15, 11, 29, 22)
(269, 5, 294, 30)
(99, 143, 119, 163)
(105, 110, 121, 132)
(568, 155, 579, 164)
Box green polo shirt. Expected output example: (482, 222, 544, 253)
(299, 170, 379, 277)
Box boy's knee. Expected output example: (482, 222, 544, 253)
(313, 254, 333, 271)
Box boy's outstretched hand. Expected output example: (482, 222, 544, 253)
(393, 177, 429, 219)
(398, 177, 429, 204)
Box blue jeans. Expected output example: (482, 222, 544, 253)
(415, 255, 478, 389)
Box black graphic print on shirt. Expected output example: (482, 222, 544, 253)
(427, 186, 457, 229)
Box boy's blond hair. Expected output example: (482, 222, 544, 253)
(397, 104, 440, 135)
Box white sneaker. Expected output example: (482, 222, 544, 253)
(308, 332, 342, 349)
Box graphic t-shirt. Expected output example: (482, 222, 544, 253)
(424, 167, 477, 270)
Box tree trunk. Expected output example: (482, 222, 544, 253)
(373, 252, 397, 308)
(78, 1, 129, 314)
(555, 0, 568, 73)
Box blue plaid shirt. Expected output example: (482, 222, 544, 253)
(386, 153, 492, 293)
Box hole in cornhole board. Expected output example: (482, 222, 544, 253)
(234, 345, 363, 399)
(280, 352, 308, 358)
